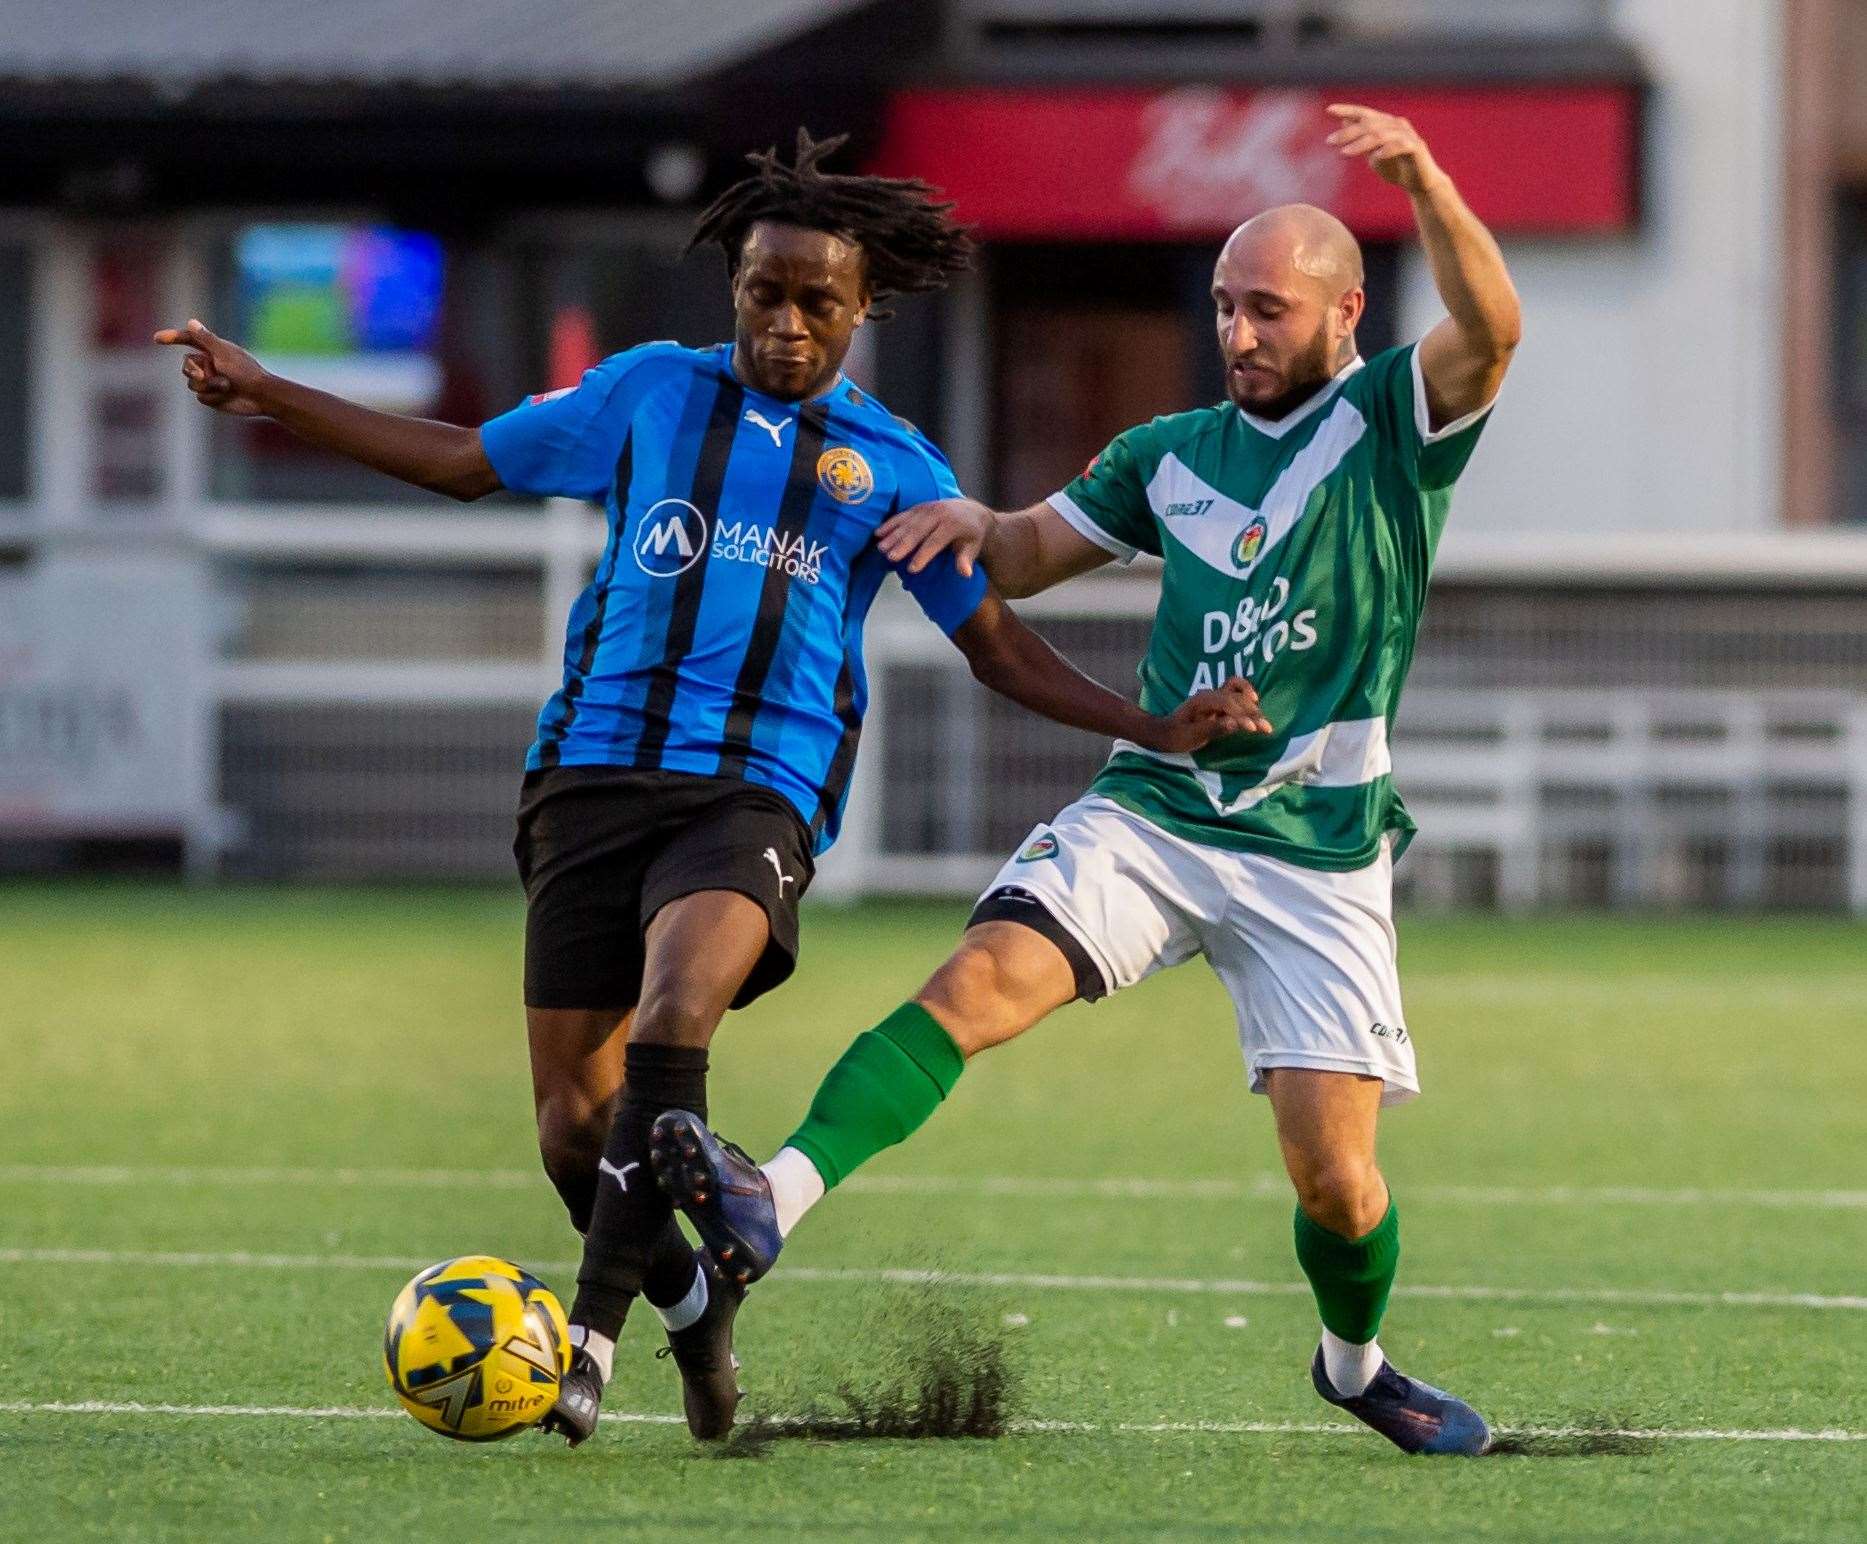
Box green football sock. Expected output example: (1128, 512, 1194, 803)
(1293, 1200, 1400, 1345)
(783, 1003, 965, 1190)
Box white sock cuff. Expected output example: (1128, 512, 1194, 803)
(1319, 1328, 1383, 1398)
(569, 1324, 616, 1384)
(761, 1144, 827, 1239)
(654, 1264, 710, 1334)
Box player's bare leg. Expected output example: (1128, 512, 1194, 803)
(527, 1007, 630, 1235)
(1265, 1067, 1490, 1455)
(1264, 1067, 1390, 1241)
(919, 921, 1081, 1055)
(654, 920, 1079, 1279)
(546, 890, 770, 1444)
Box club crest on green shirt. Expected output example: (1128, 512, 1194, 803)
(1231, 517, 1267, 570)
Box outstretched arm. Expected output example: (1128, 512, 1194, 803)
(950, 592, 1269, 753)
(880, 499, 1113, 599)
(154, 319, 500, 501)
(1327, 104, 1522, 428)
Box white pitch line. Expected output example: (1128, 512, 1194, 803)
(2, 1164, 1863, 1211)
(0, 1400, 400, 1421)
(0, 1247, 443, 1272)
(0, 1165, 540, 1191)
(774, 1267, 1867, 1313)
(0, 1401, 1859, 1445)
(847, 1176, 1867, 1211)
(2, 1247, 1863, 1313)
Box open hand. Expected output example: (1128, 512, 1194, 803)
(1325, 104, 1445, 195)
(877, 498, 992, 577)
(153, 319, 272, 417)
(1147, 676, 1272, 754)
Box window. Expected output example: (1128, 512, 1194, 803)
(987, 240, 1396, 509)
(1838, 190, 1867, 524)
(0, 242, 29, 501)
(204, 218, 733, 506)
(209, 223, 468, 504)
(91, 236, 166, 504)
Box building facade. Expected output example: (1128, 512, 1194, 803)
(2, 0, 1865, 906)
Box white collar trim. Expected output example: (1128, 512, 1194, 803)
(1237, 355, 1364, 439)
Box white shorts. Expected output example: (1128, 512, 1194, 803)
(973, 795, 1418, 1105)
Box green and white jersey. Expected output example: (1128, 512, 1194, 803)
(1049, 343, 1494, 872)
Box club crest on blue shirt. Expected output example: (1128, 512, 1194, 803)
(1017, 831, 1059, 863)
(817, 447, 874, 504)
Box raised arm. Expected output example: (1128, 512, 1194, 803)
(154, 319, 500, 501)
(1326, 104, 1522, 428)
(879, 498, 1113, 599)
(951, 591, 1269, 752)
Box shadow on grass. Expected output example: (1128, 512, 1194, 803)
(1488, 1413, 1661, 1459)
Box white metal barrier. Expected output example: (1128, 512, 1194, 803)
(8, 500, 1863, 908)
(1392, 688, 1867, 912)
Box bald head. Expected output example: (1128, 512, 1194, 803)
(1211, 204, 1367, 418)
(1221, 204, 1364, 295)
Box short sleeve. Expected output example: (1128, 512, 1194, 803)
(891, 428, 987, 636)
(1046, 426, 1162, 562)
(1356, 344, 1496, 493)
(479, 346, 662, 500)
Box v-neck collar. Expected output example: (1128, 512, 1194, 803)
(1236, 355, 1364, 440)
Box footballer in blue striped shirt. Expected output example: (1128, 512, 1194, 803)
(157, 131, 1267, 1445)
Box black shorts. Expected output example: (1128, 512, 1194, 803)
(514, 766, 815, 1013)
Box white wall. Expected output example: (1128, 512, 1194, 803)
(1406, 0, 1785, 542)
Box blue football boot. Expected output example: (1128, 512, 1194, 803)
(1311, 1347, 1493, 1455)
(649, 1110, 784, 1285)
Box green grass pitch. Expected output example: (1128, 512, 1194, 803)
(2, 882, 1864, 1541)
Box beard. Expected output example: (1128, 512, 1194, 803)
(1226, 322, 1343, 420)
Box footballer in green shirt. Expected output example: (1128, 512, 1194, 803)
(651, 104, 1522, 1455)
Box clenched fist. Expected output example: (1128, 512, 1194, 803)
(1143, 675, 1273, 755)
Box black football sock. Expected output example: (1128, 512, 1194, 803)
(641, 1218, 701, 1311)
(570, 1043, 707, 1340)
(544, 1150, 694, 1292)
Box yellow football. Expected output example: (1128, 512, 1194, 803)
(383, 1255, 572, 1442)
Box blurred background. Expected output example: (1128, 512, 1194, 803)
(0, 0, 1863, 911)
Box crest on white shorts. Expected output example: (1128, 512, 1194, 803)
(1017, 831, 1059, 862)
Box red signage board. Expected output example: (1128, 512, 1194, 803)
(870, 85, 1639, 241)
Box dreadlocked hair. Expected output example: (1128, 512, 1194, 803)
(686, 129, 975, 316)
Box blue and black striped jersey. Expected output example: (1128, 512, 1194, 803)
(480, 342, 987, 853)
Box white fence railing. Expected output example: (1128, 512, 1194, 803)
(9, 502, 1867, 909)
(821, 610, 1867, 912)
